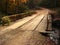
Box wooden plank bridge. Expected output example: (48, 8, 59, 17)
(0, 10, 54, 45)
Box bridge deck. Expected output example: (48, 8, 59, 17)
(0, 10, 53, 45)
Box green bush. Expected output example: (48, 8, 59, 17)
(1, 16, 11, 25)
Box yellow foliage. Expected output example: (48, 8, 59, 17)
(20, 0, 27, 3)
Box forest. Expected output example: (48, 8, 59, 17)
(0, 0, 60, 15)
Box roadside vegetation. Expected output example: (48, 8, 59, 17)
(0, 11, 36, 26)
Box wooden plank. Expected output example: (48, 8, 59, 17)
(35, 15, 47, 32)
(47, 15, 52, 31)
(48, 22, 52, 31)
